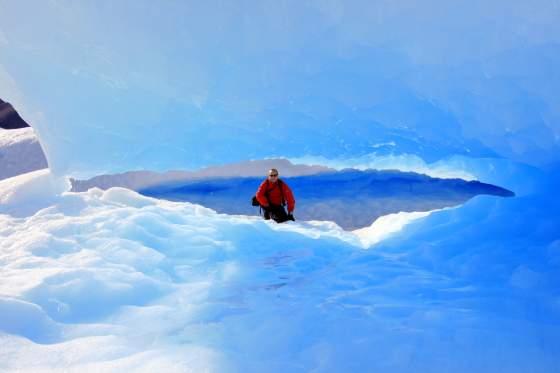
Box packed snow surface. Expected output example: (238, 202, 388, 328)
(0, 127, 48, 180)
(1, 161, 559, 372)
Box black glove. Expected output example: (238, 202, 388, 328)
(287, 213, 295, 221)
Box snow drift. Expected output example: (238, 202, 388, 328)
(0, 127, 48, 180)
(0, 162, 559, 372)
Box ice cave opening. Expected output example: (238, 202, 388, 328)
(2, 97, 516, 238)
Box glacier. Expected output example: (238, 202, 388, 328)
(1, 1, 560, 372)
(1, 159, 559, 372)
(1, 1, 560, 176)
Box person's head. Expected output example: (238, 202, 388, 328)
(268, 168, 279, 182)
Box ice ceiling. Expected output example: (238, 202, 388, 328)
(0, 1, 559, 177)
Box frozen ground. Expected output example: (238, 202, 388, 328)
(1, 160, 559, 372)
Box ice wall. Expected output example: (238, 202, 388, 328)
(1, 1, 559, 177)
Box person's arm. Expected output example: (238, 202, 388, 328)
(256, 180, 269, 207)
(283, 182, 295, 213)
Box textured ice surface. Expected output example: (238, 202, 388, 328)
(0, 164, 559, 372)
(1, 1, 559, 176)
(0, 2, 559, 371)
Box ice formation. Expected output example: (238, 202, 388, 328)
(1, 1, 559, 177)
(0, 1, 559, 372)
(1, 161, 559, 372)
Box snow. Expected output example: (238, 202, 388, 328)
(0, 1, 559, 371)
(0, 127, 48, 180)
(1, 163, 559, 372)
(0, 169, 68, 217)
(0, 127, 35, 148)
(353, 210, 436, 247)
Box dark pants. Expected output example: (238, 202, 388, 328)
(264, 204, 294, 223)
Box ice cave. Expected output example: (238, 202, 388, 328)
(1, 1, 559, 372)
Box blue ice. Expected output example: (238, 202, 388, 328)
(0, 1, 559, 372)
(1, 1, 559, 176)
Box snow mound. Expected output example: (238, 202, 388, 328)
(0, 169, 69, 217)
(0, 183, 363, 371)
(0, 127, 48, 181)
(1, 166, 559, 371)
(353, 210, 436, 247)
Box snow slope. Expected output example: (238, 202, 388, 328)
(0, 163, 559, 372)
(0, 127, 48, 180)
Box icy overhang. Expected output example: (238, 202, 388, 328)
(1, 1, 559, 178)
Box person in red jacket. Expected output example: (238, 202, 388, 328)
(255, 168, 296, 223)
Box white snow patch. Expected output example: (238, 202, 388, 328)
(0, 127, 36, 147)
(0, 169, 69, 217)
(0, 164, 558, 371)
(353, 210, 435, 247)
(0, 182, 370, 370)
(0, 127, 48, 180)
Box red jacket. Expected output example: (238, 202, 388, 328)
(256, 179, 295, 213)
